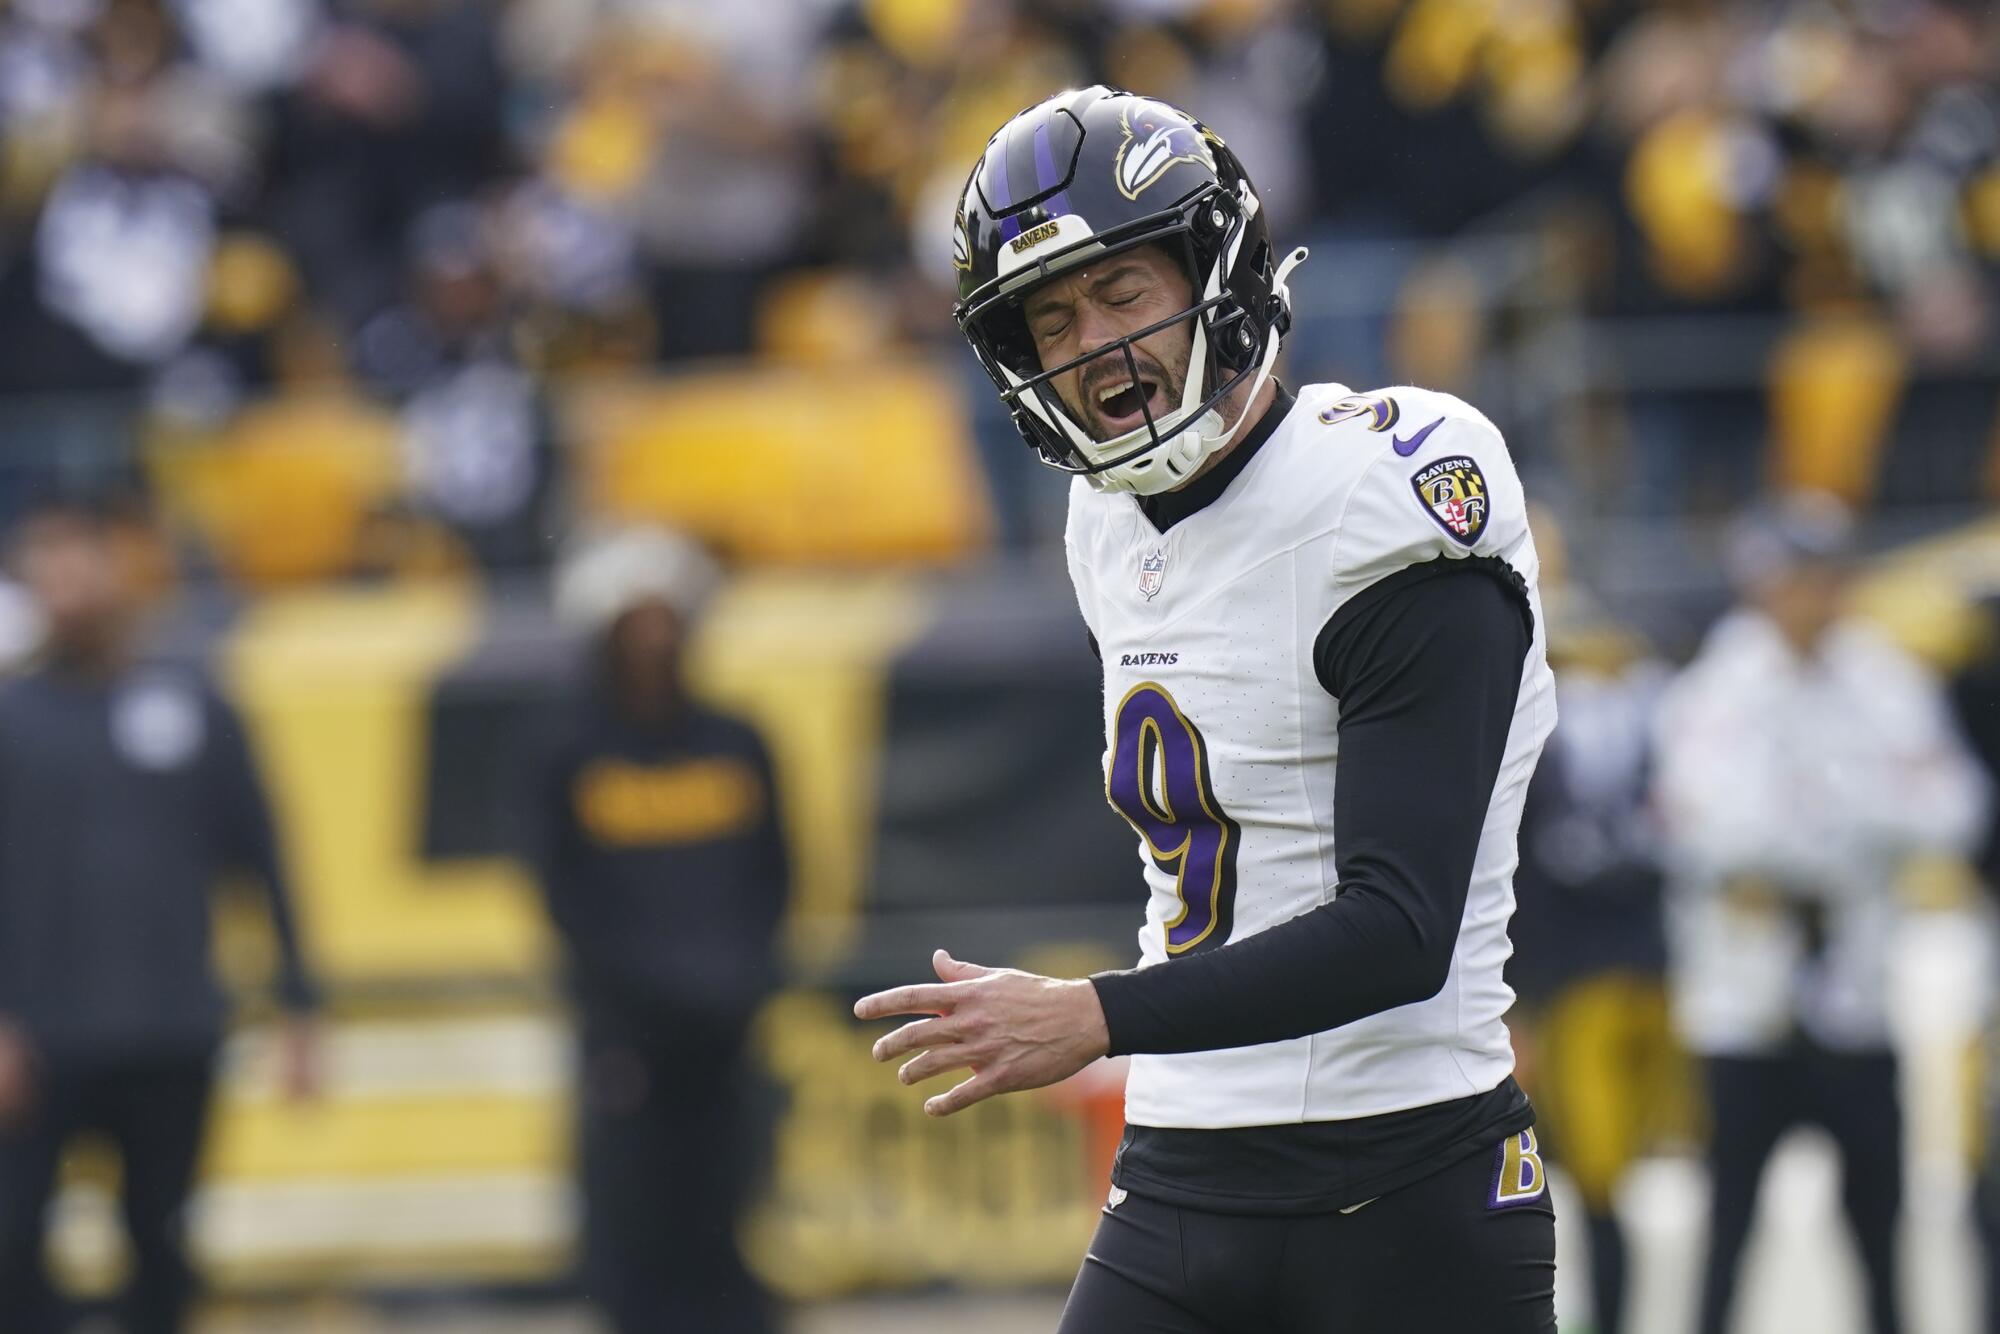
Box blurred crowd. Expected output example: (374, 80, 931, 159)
(0, 0, 1993, 572)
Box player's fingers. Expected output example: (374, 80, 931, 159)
(853, 983, 957, 1021)
(932, 948, 995, 982)
(872, 1016, 958, 1063)
(898, 1044, 974, 1087)
(925, 1070, 1002, 1118)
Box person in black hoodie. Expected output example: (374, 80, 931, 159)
(526, 527, 787, 1334)
(0, 495, 319, 1334)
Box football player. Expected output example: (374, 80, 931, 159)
(855, 87, 1557, 1331)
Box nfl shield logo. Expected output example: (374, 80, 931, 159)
(1138, 548, 1167, 600)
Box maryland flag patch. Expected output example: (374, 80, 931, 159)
(1411, 455, 1490, 546)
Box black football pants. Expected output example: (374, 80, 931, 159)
(0, 1048, 216, 1334)
(1057, 1136, 1558, 1333)
(575, 1024, 774, 1334)
(1696, 1047, 1902, 1334)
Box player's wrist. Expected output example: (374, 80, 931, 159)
(1066, 976, 1112, 1063)
(1085, 971, 1138, 1058)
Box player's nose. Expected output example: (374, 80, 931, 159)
(1071, 301, 1130, 369)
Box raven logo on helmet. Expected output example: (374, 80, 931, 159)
(1113, 98, 1218, 201)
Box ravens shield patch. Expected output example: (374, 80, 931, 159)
(1411, 455, 1490, 546)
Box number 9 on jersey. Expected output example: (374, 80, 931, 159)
(1106, 682, 1241, 955)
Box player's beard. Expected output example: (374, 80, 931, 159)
(1072, 340, 1190, 443)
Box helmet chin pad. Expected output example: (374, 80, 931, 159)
(1087, 408, 1227, 495)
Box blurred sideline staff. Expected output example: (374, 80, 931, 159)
(1653, 495, 1989, 1334)
(0, 496, 320, 1334)
(1508, 520, 1686, 1334)
(526, 528, 787, 1334)
(1943, 598, 2000, 1334)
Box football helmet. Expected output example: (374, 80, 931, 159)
(953, 86, 1307, 495)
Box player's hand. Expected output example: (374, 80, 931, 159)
(855, 949, 1111, 1117)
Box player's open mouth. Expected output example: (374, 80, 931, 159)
(1094, 376, 1165, 434)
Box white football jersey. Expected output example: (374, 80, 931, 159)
(1065, 382, 1555, 1129)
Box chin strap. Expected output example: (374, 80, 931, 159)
(1191, 244, 1311, 455)
(1273, 245, 1309, 325)
(1245, 245, 1308, 397)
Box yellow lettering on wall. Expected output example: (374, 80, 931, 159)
(220, 575, 934, 983)
(222, 584, 551, 984)
(743, 992, 1102, 1298)
(573, 758, 764, 847)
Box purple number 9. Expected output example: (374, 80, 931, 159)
(1105, 682, 1240, 955)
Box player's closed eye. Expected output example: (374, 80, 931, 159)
(1036, 298, 1137, 347)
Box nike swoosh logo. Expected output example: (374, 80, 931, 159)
(1392, 417, 1444, 456)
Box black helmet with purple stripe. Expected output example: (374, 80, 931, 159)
(952, 85, 1307, 495)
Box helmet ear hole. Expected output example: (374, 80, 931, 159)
(1208, 306, 1252, 374)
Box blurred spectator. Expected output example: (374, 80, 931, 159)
(526, 527, 787, 1334)
(1652, 493, 1989, 1334)
(1591, 0, 2000, 512)
(1845, 0, 2000, 365)
(354, 201, 557, 569)
(0, 0, 235, 396)
(267, 0, 507, 328)
(0, 494, 320, 1334)
(1944, 599, 2000, 1334)
(1509, 581, 1683, 1334)
(503, 0, 825, 361)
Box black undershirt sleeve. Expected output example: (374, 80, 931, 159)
(1089, 559, 1532, 1057)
